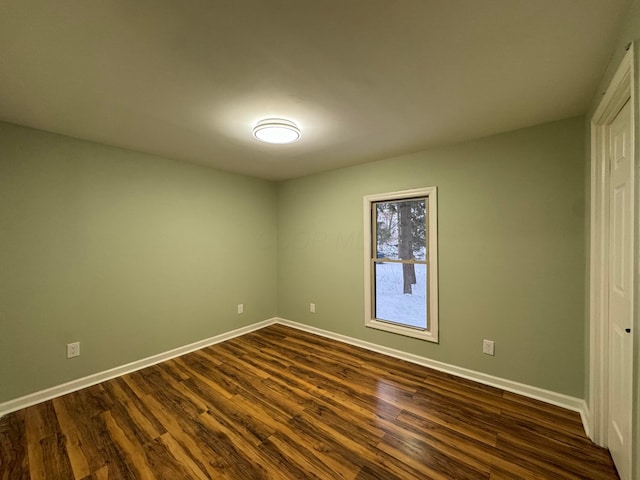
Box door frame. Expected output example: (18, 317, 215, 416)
(589, 45, 635, 447)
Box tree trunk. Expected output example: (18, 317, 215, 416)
(398, 203, 414, 294)
(402, 264, 414, 293)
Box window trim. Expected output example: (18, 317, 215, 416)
(363, 187, 439, 342)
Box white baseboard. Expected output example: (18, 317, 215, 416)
(580, 401, 591, 439)
(274, 318, 590, 433)
(0, 318, 278, 418)
(0, 316, 590, 438)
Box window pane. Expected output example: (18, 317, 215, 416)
(374, 262, 427, 329)
(375, 199, 426, 261)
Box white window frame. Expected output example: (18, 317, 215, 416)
(363, 187, 439, 342)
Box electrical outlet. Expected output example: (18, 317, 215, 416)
(482, 339, 495, 356)
(310, 303, 316, 313)
(237, 304, 244, 314)
(67, 342, 80, 358)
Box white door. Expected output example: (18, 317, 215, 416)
(607, 99, 634, 480)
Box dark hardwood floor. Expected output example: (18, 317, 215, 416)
(0, 324, 619, 479)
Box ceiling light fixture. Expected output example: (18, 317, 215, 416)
(252, 118, 301, 144)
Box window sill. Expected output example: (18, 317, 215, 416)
(365, 319, 439, 343)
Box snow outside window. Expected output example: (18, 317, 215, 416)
(363, 187, 439, 342)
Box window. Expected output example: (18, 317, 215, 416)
(363, 187, 438, 342)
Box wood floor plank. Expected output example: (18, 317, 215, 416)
(171, 356, 237, 401)
(38, 433, 76, 480)
(101, 380, 164, 446)
(213, 344, 272, 380)
(100, 410, 157, 480)
(140, 393, 226, 479)
(86, 412, 139, 480)
(396, 408, 498, 446)
(377, 430, 487, 480)
(0, 324, 620, 479)
(154, 432, 210, 480)
(59, 427, 91, 480)
(229, 393, 362, 479)
(81, 465, 108, 480)
(52, 397, 108, 476)
(230, 337, 294, 370)
(186, 415, 273, 480)
(0, 410, 29, 480)
(495, 431, 619, 480)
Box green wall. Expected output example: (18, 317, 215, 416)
(0, 122, 278, 403)
(0, 114, 591, 407)
(0, 116, 589, 406)
(277, 116, 586, 397)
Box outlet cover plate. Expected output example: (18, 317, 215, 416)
(482, 339, 495, 356)
(67, 342, 80, 358)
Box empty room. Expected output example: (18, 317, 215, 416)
(1, 1, 639, 479)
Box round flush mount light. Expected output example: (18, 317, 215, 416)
(252, 118, 301, 144)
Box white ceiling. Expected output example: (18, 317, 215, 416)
(0, 0, 629, 180)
